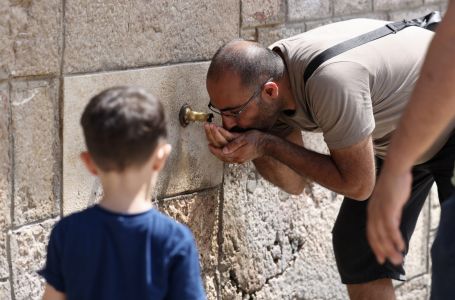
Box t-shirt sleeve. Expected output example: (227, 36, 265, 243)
(166, 227, 206, 300)
(37, 223, 65, 293)
(306, 61, 375, 149)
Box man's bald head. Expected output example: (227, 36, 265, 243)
(207, 39, 285, 89)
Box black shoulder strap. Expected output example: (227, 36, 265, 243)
(303, 11, 441, 85)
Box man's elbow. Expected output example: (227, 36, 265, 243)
(347, 182, 374, 201)
(281, 180, 309, 195)
(286, 186, 305, 195)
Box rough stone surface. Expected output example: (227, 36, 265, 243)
(0, 1, 12, 80)
(220, 131, 434, 299)
(257, 24, 306, 48)
(0, 83, 11, 278)
(288, 0, 331, 21)
(160, 188, 220, 300)
(221, 163, 347, 299)
(440, 1, 448, 14)
(64, 0, 239, 74)
(396, 274, 431, 300)
(305, 12, 388, 31)
(11, 80, 60, 226)
(0, 0, 61, 78)
(334, 0, 373, 15)
(374, 0, 423, 11)
(241, 0, 285, 28)
(403, 198, 429, 279)
(429, 184, 440, 231)
(389, 5, 440, 20)
(0, 280, 11, 300)
(10, 218, 58, 300)
(62, 62, 223, 215)
(240, 28, 257, 41)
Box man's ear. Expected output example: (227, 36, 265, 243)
(263, 81, 279, 99)
(152, 143, 172, 172)
(80, 151, 99, 175)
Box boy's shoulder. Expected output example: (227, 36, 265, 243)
(52, 206, 194, 245)
(148, 209, 196, 246)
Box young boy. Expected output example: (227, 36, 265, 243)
(39, 87, 206, 300)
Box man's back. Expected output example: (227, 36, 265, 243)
(39, 205, 205, 300)
(271, 18, 449, 162)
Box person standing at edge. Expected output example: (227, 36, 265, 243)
(367, 2, 455, 299)
(203, 15, 454, 300)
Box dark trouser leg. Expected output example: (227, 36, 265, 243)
(332, 160, 434, 284)
(431, 192, 455, 300)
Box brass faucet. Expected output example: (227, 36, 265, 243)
(179, 104, 214, 127)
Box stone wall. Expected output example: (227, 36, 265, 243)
(0, 0, 447, 299)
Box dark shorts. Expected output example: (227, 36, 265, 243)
(332, 132, 455, 284)
(431, 191, 455, 300)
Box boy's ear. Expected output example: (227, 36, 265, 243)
(152, 143, 172, 172)
(80, 151, 98, 175)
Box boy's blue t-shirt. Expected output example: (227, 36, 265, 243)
(38, 205, 205, 300)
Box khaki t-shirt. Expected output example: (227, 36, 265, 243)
(270, 18, 452, 163)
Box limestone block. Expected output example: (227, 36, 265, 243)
(429, 184, 440, 231)
(0, 83, 11, 278)
(11, 80, 60, 226)
(374, 0, 423, 11)
(389, 5, 439, 20)
(220, 163, 347, 299)
(160, 188, 220, 300)
(1, 0, 61, 78)
(10, 218, 58, 300)
(301, 132, 329, 154)
(62, 62, 223, 215)
(241, 0, 285, 28)
(0, 280, 11, 300)
(0, 232, 7, 279)
(440, 1, 448, 15)
(64, 0, 239, 74)
(334, 0, 373, 15)
(257, 24, 306, 48)
(241, 28, 257, 42)
(0, 1, 12, 80)
(403, 198, 430, 279)
(305, 12, 388, 31)
(395, 274, 431, 300)
(425, 0, 442, 4)
(287, 0, 331, 21)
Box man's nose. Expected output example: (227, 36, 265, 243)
(221, 115, 237, 130)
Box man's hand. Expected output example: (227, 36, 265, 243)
(204, 123, 237, 148)
(204, 123, 268, 164)
(367, 167, 412, 265)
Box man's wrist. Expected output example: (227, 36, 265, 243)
(259, 132, 278, 157)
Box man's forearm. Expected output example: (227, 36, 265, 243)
(263, 134, 375, 200)
(384, 4, 455, 172)
(253, 155, 308, 195)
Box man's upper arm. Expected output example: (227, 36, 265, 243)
(307, 61, 375, 150)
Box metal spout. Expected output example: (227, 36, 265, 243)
(179, 104, 214, 127)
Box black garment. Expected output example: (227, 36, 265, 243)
(431, 191, 455, 300)
(332, 132, 455, 284)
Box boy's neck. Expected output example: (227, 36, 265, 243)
(97, 167, 158, 214)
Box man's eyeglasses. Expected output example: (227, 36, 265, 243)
(208, 77, 273, 118)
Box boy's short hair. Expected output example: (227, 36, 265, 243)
(81, 86, 167, 172)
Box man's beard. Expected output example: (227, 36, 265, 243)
(229, 96, 282, 133)
(230, 126, 250, 133)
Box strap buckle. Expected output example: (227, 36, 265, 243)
(386, 20, 409, 33)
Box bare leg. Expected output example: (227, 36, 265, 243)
(347, 278, 396, 300)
